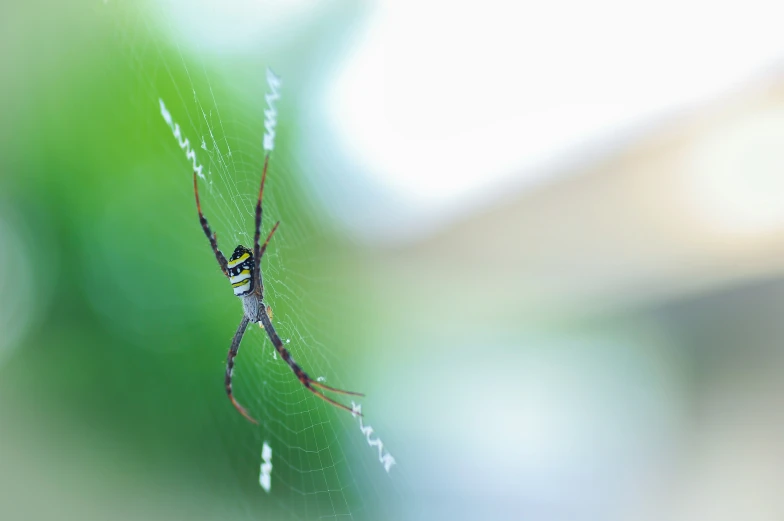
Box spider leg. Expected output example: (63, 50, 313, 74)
(310, 380, 364, 396)
(259, 221, 280, 259)
(193, 171, 229, 277)
(252, 154, 270, 282)
(225, 315, 258, 424)
(302, 382, 363, 415)
(258, 305, 273, 328)
(258, 307, 364, 416)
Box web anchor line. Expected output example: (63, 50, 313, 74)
(351, 402, 396, 473)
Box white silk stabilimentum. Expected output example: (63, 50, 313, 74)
(159, 98, 206, 180)
(259, 441, 273, 492)
(351, 402, 396, 473)
(263, 68, 281, 152)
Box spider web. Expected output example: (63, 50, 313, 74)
(110, 3, 404, 520)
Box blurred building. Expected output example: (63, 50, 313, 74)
(370, 73, 784, 521)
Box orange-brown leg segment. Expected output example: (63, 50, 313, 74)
(303, 382, 364, 415)
(310, 380, 364, 396)
(259, 221, 280, 259)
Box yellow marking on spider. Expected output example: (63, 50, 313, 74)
(227, 253, 250, 267)
(232, 280, 250, 288)
(229, 270, 251, 282)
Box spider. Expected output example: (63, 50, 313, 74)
(193, 154, 363, 424)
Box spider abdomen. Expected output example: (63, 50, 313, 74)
(227, 245, 254, 296)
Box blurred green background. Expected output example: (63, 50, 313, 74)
(3, 1, 784, 521)
(1, 1, 389, 519)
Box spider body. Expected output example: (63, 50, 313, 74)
(193, 155, 363, 424)
(239, 286, 264, 324)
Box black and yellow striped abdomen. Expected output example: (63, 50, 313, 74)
(227, 245, 254, 296)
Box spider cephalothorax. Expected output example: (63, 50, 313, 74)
(193, 155, 363, 424)
(227, 245, 254, 296)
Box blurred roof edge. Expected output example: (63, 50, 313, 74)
(380, 71, 784, 317)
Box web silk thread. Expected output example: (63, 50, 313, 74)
(351, 402, 396, 473)
(263, 68, 282, 152)
(259, 441, 273, 492)
(158, 98, 206, 179)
